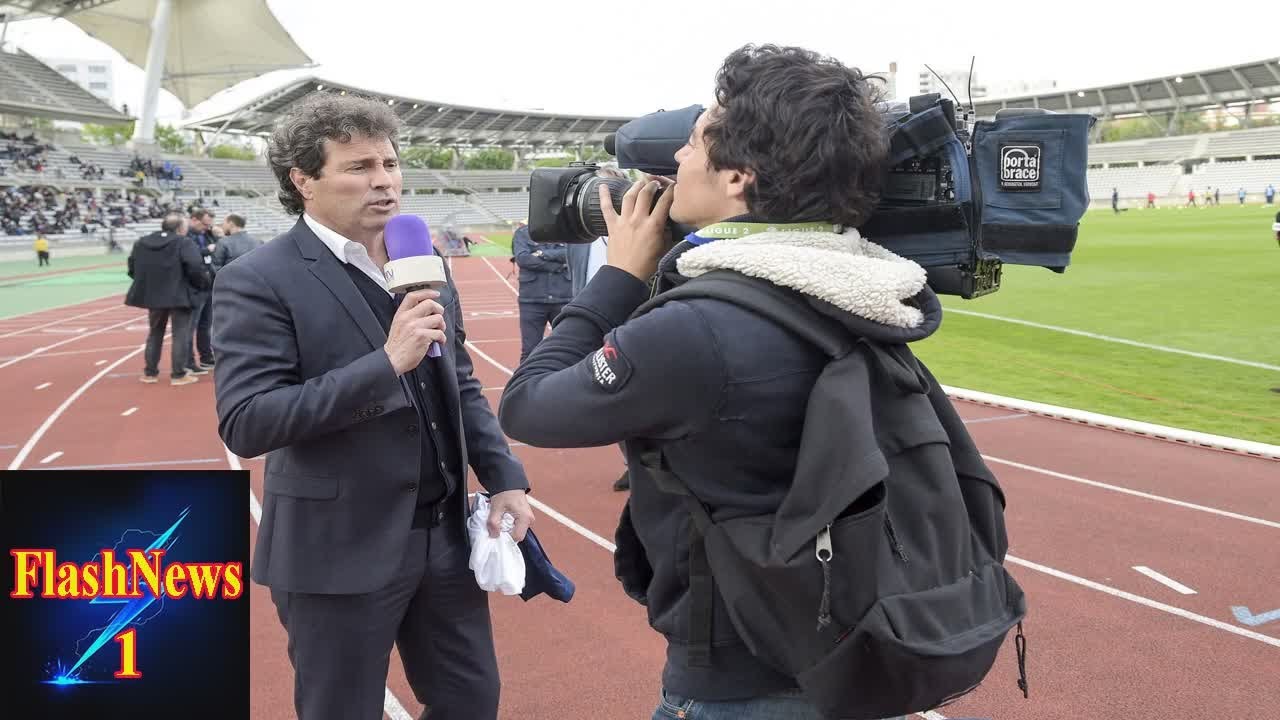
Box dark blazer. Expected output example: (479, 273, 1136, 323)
(212, 217, 529, 595)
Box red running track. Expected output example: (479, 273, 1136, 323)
(2, 256, 1276, 720)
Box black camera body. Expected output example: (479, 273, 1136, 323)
(527, 96, 1093, 298)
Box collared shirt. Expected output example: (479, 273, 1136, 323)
(304, 213, 390, 296)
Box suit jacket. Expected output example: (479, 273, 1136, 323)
(213, 217, 529, 595)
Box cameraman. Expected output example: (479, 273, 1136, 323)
(500, 45, 913, 719)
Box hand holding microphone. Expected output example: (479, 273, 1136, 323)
(383, 214, 449, 375)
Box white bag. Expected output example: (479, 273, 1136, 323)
(466, 494, 525, 595)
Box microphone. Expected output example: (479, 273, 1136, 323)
(383, 214, 447, 358)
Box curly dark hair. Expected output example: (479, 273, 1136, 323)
(703, 44, 888, 227)
(267, 92, 401, 215)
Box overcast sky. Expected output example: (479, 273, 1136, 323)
(4, 0, 1277, 126)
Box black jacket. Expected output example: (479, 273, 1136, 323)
(500, 224, 943, 700)
(125, 230, 208, 310)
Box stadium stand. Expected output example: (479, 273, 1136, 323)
(0, 48, 129, 124)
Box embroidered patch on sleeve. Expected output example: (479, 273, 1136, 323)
(589, 336, 633, 393)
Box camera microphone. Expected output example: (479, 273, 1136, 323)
(383, 214, 446, 358)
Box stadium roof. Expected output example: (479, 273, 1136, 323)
(181, 76, 634, 148)
(0, 0, 313, 109)
(973, 57, 1280, 121)
(0, 47, 130, 122)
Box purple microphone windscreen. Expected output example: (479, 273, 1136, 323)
(385, 214, 433, 261)
(383, 213, 443, 358)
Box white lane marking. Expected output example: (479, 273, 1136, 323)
(39, 451, 63, 464)
(1133, 565, 1198, 595)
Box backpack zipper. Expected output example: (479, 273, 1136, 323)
(884, 515, 909, 562)
(815, 524, 833, 630)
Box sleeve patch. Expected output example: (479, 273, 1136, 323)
(590, 336, 632, 393)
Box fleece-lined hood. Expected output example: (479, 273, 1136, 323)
(674, 228, 942, 344)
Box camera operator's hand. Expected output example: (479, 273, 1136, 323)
(383, 289, 447, 376)
(600, 177, 675, 281)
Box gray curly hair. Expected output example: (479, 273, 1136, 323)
(267, 92, 402, 215)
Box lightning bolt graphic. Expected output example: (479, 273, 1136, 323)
(45, 507, 190, 684)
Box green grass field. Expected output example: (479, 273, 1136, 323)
(0, 253, 129, 319)
(913, 203, 1280, 445)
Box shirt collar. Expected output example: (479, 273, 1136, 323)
(303, 213, 361, 263)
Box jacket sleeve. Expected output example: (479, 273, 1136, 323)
(212, 259, 411, 459)
(210, 241, 229, 273)
(499, 266, 725, 448)
(442, 261, 530, 495)
(513, 227, 566, 272)
(179, 241, 210, 290)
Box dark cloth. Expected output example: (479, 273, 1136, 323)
(125, 230, 207, 310)
(36, 250, 49, 266)
(512, 225, 572, 304)
(518, 301, 566, 363)
(499, 231, 943, 701)
(270, 511, 499, 720)
(342, 264, 461, 506)
(144, 307, 192, 378)
(211, 231, 263, 272)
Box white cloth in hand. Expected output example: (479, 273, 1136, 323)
(466, 494, 525, 595)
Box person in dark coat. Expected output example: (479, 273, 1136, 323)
(125, 212, 209, 385)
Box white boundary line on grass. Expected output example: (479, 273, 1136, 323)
(944, 308, 1280, 372)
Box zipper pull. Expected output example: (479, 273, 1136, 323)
(816, 524, 833, 630)
(815, 524, 833, 562)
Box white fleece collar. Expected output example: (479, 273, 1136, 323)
(675, 229, 928, 328)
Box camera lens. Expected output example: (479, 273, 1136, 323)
(575, 175, 631, 240)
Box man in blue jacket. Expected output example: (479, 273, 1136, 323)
(512, 219, 572, 361)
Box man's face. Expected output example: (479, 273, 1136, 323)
(670, 108, 750, 229)
(294, 134, 401, 241)
(189, 214, 211, 233)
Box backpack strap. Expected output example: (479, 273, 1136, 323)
(632, 270, 853, 669)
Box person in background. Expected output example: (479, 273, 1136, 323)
(184, 208, 217, 373)
(125, 212, 207, 386)
(210, 213, 262, 272)
(1238, 187, 1247, 205)
(567, 164, 632, 490)
(513, 218, 572, 362)
(33, 232, 49, 266)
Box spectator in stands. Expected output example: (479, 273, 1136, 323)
(125, 212, 208, 386)
(513, 218, 572, 362)
(211, 213, 261, 271)
(33, 233, 49, 266)
(184, 208, 217, 373)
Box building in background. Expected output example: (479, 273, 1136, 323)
(41, 56, 115, 106)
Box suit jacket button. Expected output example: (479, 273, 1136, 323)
(407, 423, 418, 434)
(406, 482, 417, 491)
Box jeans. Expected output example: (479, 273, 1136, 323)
(144, 308, 193, 379)
(517, 301, 566, 363)
(652, 689, 905, 720)
(190, 293, 213, 365)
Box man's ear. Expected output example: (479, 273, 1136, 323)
(725, 168, 756, 203)
(289, 167, 314, 203)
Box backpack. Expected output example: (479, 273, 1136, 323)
(629, 270, 1028, 720)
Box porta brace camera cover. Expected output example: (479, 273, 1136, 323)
(865, 95, 1094, 279)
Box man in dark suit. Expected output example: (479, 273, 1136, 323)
(212, 92, 534, 720)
